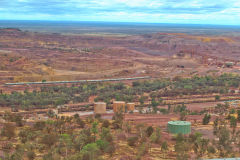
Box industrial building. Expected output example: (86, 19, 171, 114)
(113, 101, 126, 113)
(94, 102, 107, 114)
(168, 121, 191, 134)
(127, 103, 135, 112)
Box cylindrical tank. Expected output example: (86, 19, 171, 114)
(168, 121, 191, 134)
(113, 101, 126, 113)
(127, 103, 135, 112)
(94, 102, 106, 114)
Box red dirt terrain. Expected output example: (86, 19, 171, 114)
(1, 28, 240, 85)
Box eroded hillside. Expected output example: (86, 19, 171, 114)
(0, 28, 240, 84)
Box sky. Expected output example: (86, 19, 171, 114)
(0, 0, 240, 25)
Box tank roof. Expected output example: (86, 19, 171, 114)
(168, 121, 191, 125)
(114, 101, 125, 103)
(94, 102, 106, 104)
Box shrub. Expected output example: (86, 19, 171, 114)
(207, 146, 216, 154)
(145, 126, 154, 137)
(96, 140, 110, 151)
(1, 123, 16, 139)
(112, 120, 121, 129)
(136, 143, 148, 160)
(104, 143, 115, 156)
(202, 114, 211, 125)
(76, 118, 85, 128)
(237, 110, 240, 121)
(116, 132, 126, 141)
(41, 134, 58, 148)
(27, 150, 36, 160)
(230, 116, 237, 128)
(215, 95, 220, 101)
(150, 127, 161, 144)
(95, 114, 101, 119)
(160, 108, 168, 114)
(127, 136, 138, 146)
(102, 120, 110, 128)
(34, 121, 46, 130)
(81, 143, 100, 160)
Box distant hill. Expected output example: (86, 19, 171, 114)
(0, 28, 239, 84)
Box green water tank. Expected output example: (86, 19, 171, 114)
(168, 121, 191, 135)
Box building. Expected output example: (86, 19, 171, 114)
(127, 103, 135, 112)
(113, 101, 126, 113)
(168, 121, 191, 134)
(94, 102, 107, 114)
(225, 62, 234, 68)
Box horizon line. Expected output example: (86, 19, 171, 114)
(0, 19, 240, 27)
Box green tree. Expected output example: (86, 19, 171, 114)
(145, 126, 154, 137)
(217, 126, 232, 156)
(41, 133, 58, 149)
(100, 127, 113, 143)
(73, 129, 94, 152)
(150, 127, 161, 144)
(91, 121, 98, 142)
(60, 133, 72, 157)
(175, 141, 190, 160)
(96, 139, 110, 151)
(196, 138, 209, 157)
(112, 112, 124, 129)
(81, 143, 100, 160)
(96, 139, 115, 156)
(202, 114, 211, 125)
(18, 129, 29, 143)
(215, 95, 220, 101)
(151, 98, 159, 113)
(139, 96, 146, 105)
(161, 141, 168, 158)
(230, 116, 237, 129)
(73, 113, 79, 119)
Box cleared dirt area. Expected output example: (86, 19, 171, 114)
(185, 102, 224, 111)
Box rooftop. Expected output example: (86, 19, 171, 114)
(114, 101, 125, 104)
(94, 102, 106, 104)
(168, 121, 191, 125)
